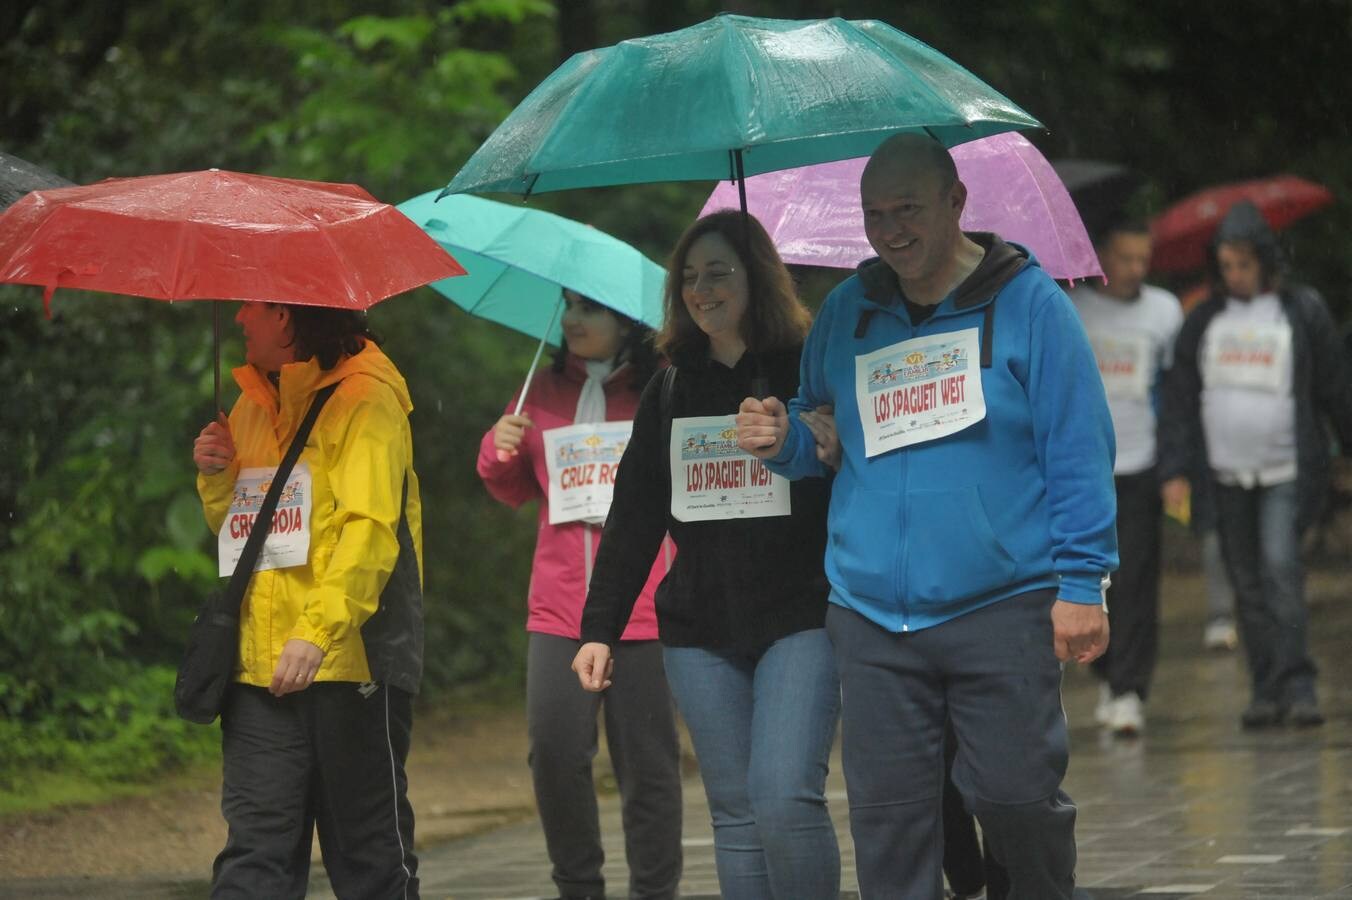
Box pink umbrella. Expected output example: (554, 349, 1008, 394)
(699, 132, 1102, 283)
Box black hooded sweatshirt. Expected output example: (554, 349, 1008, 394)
(580, 345, 832, 650)
(1158, 201, 1352, 529)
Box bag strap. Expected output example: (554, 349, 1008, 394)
(660, 365, 678, 458)
(220, 382, 340, 610)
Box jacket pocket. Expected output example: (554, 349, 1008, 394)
(830, 488, 901, 604)
(903, 485, 1016, 604)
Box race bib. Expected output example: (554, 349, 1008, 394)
(1201, 322, 1291, 393)
(218, 463, 313, 576)
(669, 415, 790, 522)
(854, 328, 987, 458)
(542, 421, 633, 525)
(1088, 331, 1152, 400)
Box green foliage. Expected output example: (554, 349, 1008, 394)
(0, 664, 218, 789)
(252, 1, 554, 199)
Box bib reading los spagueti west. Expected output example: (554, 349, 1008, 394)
(669, 415, 789, 522)
(854, 328, 987, 458)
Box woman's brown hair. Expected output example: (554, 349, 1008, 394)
(283, 305, 381, 370)
(656, 210, 810, 365)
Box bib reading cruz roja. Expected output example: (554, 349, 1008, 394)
(559, 461, 619, 489)
(228, 503, 306, 538)
(217, 463, 314, 576)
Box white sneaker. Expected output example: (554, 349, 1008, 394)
(1110, 692, 1144, 736)
(1094, 683, 1114, 725)
(1204, 619, 1238, 651)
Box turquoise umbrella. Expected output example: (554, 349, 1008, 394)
(443, 14, 1041, 205)
(397, 190, 666, 419)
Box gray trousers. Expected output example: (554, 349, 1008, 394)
(826, 591, 1077, 900)
(212, 682, 417, 900)
(527, 633, 683, 899)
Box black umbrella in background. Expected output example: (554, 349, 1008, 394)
(0, 151, 74, 211)
(1050, 159, 1143, 244)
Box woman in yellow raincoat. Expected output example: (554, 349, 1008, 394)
(192, 301, 424, 899)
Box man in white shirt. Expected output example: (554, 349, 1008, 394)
(1160, 201, 1352, 729)
(1071, 220, 1183, 736)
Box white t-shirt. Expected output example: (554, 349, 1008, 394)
(1071, 283, 1183, 475)
(1199, 293, 1296, 483)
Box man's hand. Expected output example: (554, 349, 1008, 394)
(798, 405, 840, 471)
(737, 396, 789, 459)
(269, 638, 326, 696)
(1051, 600, 1109, 664)
(193, 412, 235, 475)
(571, 642, 614, 692)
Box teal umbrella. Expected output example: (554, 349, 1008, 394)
(397, 190, 666, 419)
(443, 14, 1041, 205)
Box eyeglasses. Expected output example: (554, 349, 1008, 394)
(681, 267, 737, 291)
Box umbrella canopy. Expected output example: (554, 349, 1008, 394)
(1049, 158, 1142, 242)
(700, 132, 1102, 282)
(1150, 175, 1334, 273)
(0, 151, 74, 211)
(0, 169, 466, 314)
(444, 13, 1041, 199)
(397, 191, 666, 344)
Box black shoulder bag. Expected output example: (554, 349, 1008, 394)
(174, 383, 339, 724)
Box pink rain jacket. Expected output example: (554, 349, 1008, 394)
(477, 355, 670, 641)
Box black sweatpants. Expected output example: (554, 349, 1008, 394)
(211, 682, 418, 900)
(1091, 469, 1162, 699)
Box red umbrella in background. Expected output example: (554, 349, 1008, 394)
(1149, 175, 1334, 273)
(0, 169, 466, 408)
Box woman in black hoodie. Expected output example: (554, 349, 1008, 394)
(571, 211, 839, 900)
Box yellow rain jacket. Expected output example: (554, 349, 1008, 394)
(198, 342, 425, 693)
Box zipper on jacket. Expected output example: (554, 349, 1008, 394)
(583, 525, 595, 591)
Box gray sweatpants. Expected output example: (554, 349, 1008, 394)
(826, 590, 1077, 900)
(527, 632, 683, 899)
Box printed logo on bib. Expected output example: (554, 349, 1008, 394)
(1202, 323, 1291, 393)
(1088, 332, 1151, 400)
(543, 421, 633, 525)
(669, 415, 789, 522)
(854, 328, 987, 457)
(218, 462, 313, 576)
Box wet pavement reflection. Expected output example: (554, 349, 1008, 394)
(400, 568, 1352, 899)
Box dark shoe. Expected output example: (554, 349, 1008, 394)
(1241, 701, 1283, 729)
(1288, 702, 1325, 727)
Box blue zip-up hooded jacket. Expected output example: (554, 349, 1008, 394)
(768, 233, 1118, 632)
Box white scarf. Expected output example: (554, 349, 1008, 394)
(574, 358, 615, 525)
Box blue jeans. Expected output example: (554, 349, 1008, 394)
(1213, 478, 1317, 707)
(662, 629, 840, 900)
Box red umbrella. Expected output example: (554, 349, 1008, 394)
(1149, 175, 1334, 273)
(0, 169, 466, 409)
(0, 169, 465, 314)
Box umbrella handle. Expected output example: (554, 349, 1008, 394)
(496, 296, 565, 462)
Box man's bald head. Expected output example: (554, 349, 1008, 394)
(859, 133, 971, 299)
(861, 133, 958, 196)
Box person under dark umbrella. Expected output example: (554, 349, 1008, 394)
(1160, 201, 1352, 729)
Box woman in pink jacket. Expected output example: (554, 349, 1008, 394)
(477, 289, 682, 900)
